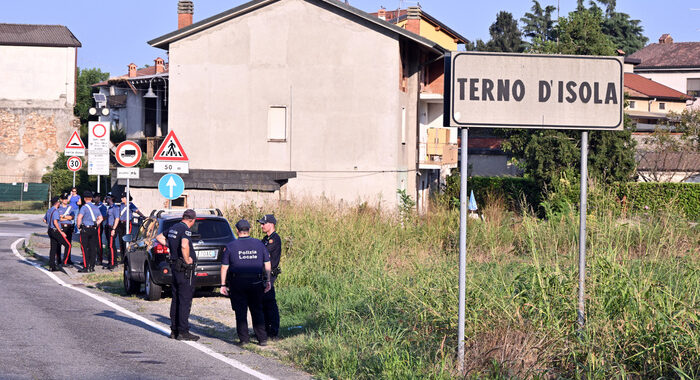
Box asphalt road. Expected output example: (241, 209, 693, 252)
(0, 214, 306, 380)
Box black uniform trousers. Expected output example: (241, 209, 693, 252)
(48, 229, 68, 269)
(115, 225, 126, 262)
(170, 270, 195, 334)
(79, 226, 99, 269)
(105, 225, 118, 266)
(60, 224, 74, 264)
(263, 276, 280, 337)
(229, 275, 267, 343)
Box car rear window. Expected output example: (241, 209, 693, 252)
(161, 218, 233, 239)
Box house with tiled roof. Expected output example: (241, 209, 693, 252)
(92, 58, 169, 159)
(624, 72, 691, 131)
(0, 23, 81, 182)
(629, 34, 700, 107)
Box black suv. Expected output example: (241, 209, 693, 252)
(122, 209, 235, 301)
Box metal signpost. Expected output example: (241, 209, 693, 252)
(444, 51, 623, 372)
(158, 173, 185, 200)
(115, 141, 142, 235)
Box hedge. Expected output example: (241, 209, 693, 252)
(444, 175, 700, 220)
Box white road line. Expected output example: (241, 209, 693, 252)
(10, 238, 276, 380)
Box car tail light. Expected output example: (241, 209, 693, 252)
(154, 244, 169, 254)
(195, 273, 208, 277)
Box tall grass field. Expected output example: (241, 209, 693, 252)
(227, 187, 699, 379)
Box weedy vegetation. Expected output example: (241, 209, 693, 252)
(227, 184, 699, 379)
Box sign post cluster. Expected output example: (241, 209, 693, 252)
(444, 51, 623, 372)
(64, 131, 85, 187)
(154, 131, 188, 205)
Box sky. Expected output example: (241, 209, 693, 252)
(3, 0, 699, 77)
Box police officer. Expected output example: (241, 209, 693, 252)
(258, 214, 281, 340)
(156, 209, 200, 341)
(76, 191, 103, 273)
(57, 193, 75, 265)
(220, 219, 272, 346)
(115, 192, 145, 258)
(105, 194, 119, 269)
(94, 193, 108, 266)
(44, 196, 63, 271)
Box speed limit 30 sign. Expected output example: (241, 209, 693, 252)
(67, 156, 82, 172)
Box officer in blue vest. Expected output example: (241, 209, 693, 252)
(44, 196, 63, 271)
(94, 193, 108, 266)
(156, 209, 199, 341)
(220, 219, 272, 346)
(76, 191, 104, 273)
(57, 193, 75, 265)
(105, 194, 120, 269)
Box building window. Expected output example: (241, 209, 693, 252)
(687, 78, 700, 97)
(629, 101, 635, 109)
(267, 106, 287, 142)
(171, 195, 187, 208)
(659, 102, 665, 110)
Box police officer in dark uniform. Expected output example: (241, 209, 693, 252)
(44, 196, 63, 271)
(156, 209, 200, 341)
(76, 191, 103, 273)
(57, 193, 75, 265)
(258, 214, 281, 340)
(220, 220, 272, 346)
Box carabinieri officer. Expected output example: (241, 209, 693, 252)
(105, 194, 119, 269)
(156, 209, 200, 341)
(45, 196, 63, 271)
(220, 219, 272, 346)
(58, 193, 75, 265)
(76, 191, 103, 273)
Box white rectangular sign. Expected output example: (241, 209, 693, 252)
(445, 52, 624, 130)
(116, 167, 139, 179)
(153, 161, 189, 174)
(88, 121, 110, 151)
(65, 148, 85, 156)
(88, 149, 110, 176)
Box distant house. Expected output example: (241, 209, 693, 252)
(629, 34, 700, 108)
(92, 58, 169, 159)
(624, 71, 691, 131)
(0, 23, 81, 182)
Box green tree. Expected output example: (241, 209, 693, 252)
(481, 11, 526, 52)
(520, 0, 557, 45)
(502, 8, 637, 193)
(576, 0, 648, 54)
(74, 67, 109, 125)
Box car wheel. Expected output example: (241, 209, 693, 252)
(123, 259, 140, 295)
(145, 265, 162, 301)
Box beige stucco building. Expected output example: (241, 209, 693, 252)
(122, 0, 455, 213)
(0, 24, 81, 182)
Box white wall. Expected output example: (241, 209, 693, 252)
(636, 71, 700, 107)
(168, 0, 412, 209)
(0, 45, 76, 105)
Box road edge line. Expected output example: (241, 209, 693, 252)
(10, 238, 276, 380)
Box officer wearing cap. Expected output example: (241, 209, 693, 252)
(220, 219, 272, 346)
(76, 191, 104, 273)
(115, 192, 145, 257)
(44, 196, 63, 271)
(258, 214, 281, 340)
(156, 209, 200, 341)
(57, 193, 75, 265)
(94, 193, 108, 266)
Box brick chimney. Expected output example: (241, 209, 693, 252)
(178, 0, 194, 29)
(377, 7, 386, 20)
(659, 34, 673, 44)
(128, 63, 137, 78)
(405, 6, 421, 35)
(154, 57, 165, 73)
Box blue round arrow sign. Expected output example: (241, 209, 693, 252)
(158, 174, 185, 200)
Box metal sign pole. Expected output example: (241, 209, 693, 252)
(577, 131, 589, 329)
(97, 175, 100, 194)
(72, 171, 76, 187)
(457, 127, 468, 372)
(126, 178, 131, 235)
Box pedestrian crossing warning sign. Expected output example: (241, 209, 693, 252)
(154, 131, 189, 161)
(65, 130, 85, 149)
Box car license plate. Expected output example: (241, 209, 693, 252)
(196, 249, 217, 259)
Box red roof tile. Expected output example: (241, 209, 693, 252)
(92, 63, 169, 87)
(624, 73, 689, 100)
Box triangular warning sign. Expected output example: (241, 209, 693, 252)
(65, 130, 85, 149)
(154, 131, 189, 161)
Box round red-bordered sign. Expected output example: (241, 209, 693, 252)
(67, 156, 82, 172)
(115, 141, 142, 167)
(92, 123, 107, 138)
